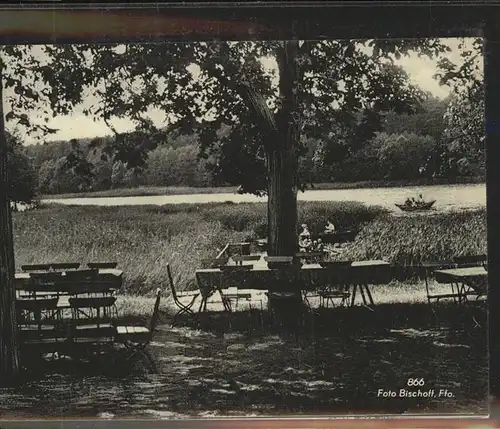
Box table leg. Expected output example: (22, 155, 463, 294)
(350, 284, 357, 307)
(363, 283, 375, 306)
(198, 296, 207, 313)
(359, 284, 368, 305)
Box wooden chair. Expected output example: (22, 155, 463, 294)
(16, 296, 67, 352)
(421, 261, 466, 314)
(69, 296, 118, 325)
(226, 242, 251, 257)
(453, 254, 487, 268)
(26, 272, 63, 299)
(115, 288, 162, 367)
(167, 264, 199, 326)
(218, 265, 255, 312)
(306, 261, 351, 309)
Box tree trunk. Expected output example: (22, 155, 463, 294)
(267, 40, 300, 257)
(266, 41, 307, 332)
(0, 69, 20, 384)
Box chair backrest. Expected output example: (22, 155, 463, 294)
(453, 254, 487, 267)
(232, 255, 261, 264)
(88, 262, 118, 269)
(64, 269, 99, 279)
(50, 262, 81, 271)
(149, 288, 162, 334)
(21, 264, 52, 272)
(166, 264, 179, 301)
(28, 271, 63, 288)
(219, 265, 253, 272)
(265, 256, 295, 270)
(265, 256, 294, 263)
(201, 257, 228, 269)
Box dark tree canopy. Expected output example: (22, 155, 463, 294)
(5, 132, 38, 205)
(3, 39, 451, 194)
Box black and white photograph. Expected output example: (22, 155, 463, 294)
(0, 31, 488, 419)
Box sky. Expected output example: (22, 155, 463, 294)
(9, 38, 481, 144)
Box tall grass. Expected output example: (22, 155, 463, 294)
(13, 202, 486, 294)
(342, 209, 487, 266)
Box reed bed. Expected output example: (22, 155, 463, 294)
(13, 202, 485, 295)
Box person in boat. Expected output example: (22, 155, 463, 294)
(325, 219, 336, 233)
(417, 194, 425, 205)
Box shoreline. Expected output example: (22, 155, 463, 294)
(41, 177, 485, 200)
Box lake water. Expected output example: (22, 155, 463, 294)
(43, 183, 486, 213)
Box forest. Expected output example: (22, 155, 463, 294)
(7, 92, 485, 202)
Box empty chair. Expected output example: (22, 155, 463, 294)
(453, 254, 487, 268)
(218, 264, 255, 312)
(115, 288, 162, 367)
(26, 272, 63, 298)
(310, 261, 352, 309)
(167, 264, 200, 325)
(69, 296, 118, 325)
(421, 261, 467, 314)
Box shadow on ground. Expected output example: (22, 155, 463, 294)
(0, 302, 488, 419)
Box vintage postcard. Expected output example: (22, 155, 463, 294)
(0, 4, 490, 423)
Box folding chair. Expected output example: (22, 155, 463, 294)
(421, 261, 464, 315)
(167, 264, 200, 326)
(219, 264, 255, 312)
(115, 288, 162, 369)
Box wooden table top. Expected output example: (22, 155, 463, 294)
(434, 266, 487, 279)
(196, 259, 389, 274)
(15, 269, 123, 280)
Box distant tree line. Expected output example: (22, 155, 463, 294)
(8, 94, 485, 200)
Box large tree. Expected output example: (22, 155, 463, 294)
(36, 40, 448, 255)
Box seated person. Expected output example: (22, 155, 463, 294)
(325, 220, 336, 233)
(299, 236, 313, 252)
(315, 238, 325, 252)
(299, 223, 311, 238)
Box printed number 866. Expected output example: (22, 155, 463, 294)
(407, 378, 425, 387)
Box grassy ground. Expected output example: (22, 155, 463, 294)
(12, 202, 486, 294)
(42, 176, 485, 200)
(3, 300, 488, 418)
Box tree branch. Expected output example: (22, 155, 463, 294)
(201, 60, 279, 152)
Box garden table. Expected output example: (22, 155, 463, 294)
(195, 259, 391, 312)
(15, 269, 124, 352)
(433, 266, 488, 302)
(15, 269, 123, 294)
